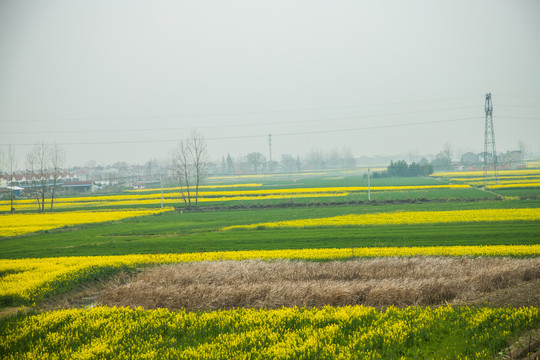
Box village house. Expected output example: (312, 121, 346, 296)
(460, 152, 480, 166)
(498, 150, 522, 169)
(62, 181, 97, 192)
(459, 150, 523, 170)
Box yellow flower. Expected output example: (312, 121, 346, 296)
(222, 208, 540, 230)
(432, 169, 540, 178)
(1, 305, 538, 358)
(0, 208, 172, 237)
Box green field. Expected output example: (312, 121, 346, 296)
(1, 199, 539, 259)
(1, 174, 504, 213)
(1, 174, 539, 359)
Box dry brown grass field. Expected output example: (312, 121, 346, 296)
(94, 257, 540, 311)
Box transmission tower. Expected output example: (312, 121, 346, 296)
(483, 93, 498, 187)
(268, 134, 272, 163)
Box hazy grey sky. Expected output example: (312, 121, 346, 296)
(1, 0, 539, 167)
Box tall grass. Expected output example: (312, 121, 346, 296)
(99, 257, 540, 311)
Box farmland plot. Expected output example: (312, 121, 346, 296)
(1, 175, 539, 358)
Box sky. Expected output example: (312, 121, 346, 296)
(1, 0, 539, 168)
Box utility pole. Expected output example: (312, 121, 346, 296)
(268, 134, 272, 163)
(483, 93, 498, 188)
(367, 168, 371, 201)
(160, 175, 164, 209)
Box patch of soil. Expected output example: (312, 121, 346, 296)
(0, 307, 21, 318)
(494, 329, 540, 360)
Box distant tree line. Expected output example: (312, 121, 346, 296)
(305, 148, 356, 170)
(388, 160, 433, 177)
(368, 160, 433, 178)
(218, 147, 356, 176)
(220, 152, 300, 176)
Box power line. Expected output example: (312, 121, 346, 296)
(494, 116, 539, 120)
(1, 96, 480, 123)
(271, 116, 482, 137)
(2, 105, 480, 135)
(497, 104, 540, 108)
(496, 94, 540, 98)
(1, 116, 483, 146)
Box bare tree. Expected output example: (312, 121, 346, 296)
(172, 140, 193, 207)
(307, 149, 325, 169)
(26, 151, 41, 210)
(226, 154, 234, 175)
(281, 154, 296, 174)
(247, 152, 265, 174)
(342, 147, 356, 169)
(327, 148, 341, 168)
(191, 131, 208, 207)
(171, 131, 208, 208)
(6, 145, 18, 213)
(145, 159, 159, 178)
(49, 144, 66, 211)
(27, 143, 50, 212)
(35, 143, 49, 212)
(443, 142, 453, 162)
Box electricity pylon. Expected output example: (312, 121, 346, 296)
(483, 93, 498, 188)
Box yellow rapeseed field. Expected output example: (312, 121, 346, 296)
(1, 245, 539, 305)
(1, 187, 353, 208)
(525, 160, 540, 168)
(1, 305, 538, 359)
(447, 173, 540, 188)
(450, 175, 540, 182)
(490, 183, 540, 189)
(0, 193, 349, 211)
(222, 208, 540, 230)
(127, 183, 264, 192)
(0, 184, 471, 211)
(40, 185, 470, 201)
(433, 169, 540, 178)
(0, 208, 172, 237)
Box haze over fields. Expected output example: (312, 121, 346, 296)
(1, 0, 539, 167)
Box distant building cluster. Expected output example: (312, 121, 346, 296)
(459, 150, 523, 171)
(0, 163, 168, 198)
(0, 172, 96, 196)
